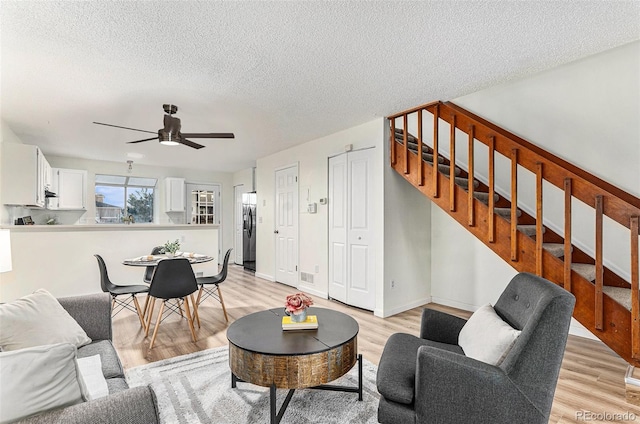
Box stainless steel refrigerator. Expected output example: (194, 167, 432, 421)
(242, 192, 257, 272)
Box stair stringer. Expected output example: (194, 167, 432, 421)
(391, 142, 638, 366)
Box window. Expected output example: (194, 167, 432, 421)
(95, 175, 157, 224)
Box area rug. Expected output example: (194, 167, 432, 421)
(125, 346, 380, 424)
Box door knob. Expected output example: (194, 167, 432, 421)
(358, 236, 362, 240)
(274, 230, 279, 234)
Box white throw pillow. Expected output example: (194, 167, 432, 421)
(76, 354, 109, 400)
(0, 289, 92, 351)
(458, 303, 521, 366)
(0, 343, 83, 422)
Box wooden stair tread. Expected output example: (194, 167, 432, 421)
(494, 207, 522, 221)
(516, 225, 546, 237)
(603, 286, 632, 311)
(438, 164, 461, 176)
(474, 192, 499, 204)
(423, 153, 445, 164)
(542, 243, 568, 258)
(455, 177, 480, 190)
(571, 263, 596, 282)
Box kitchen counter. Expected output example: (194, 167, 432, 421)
(1, 224, 220, 232)
(1, 224, 220, 302)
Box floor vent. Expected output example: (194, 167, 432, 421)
(301, 272, 314, 284)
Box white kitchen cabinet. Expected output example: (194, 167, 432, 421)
(48, 168, 87, 210)
(165, 177, 185, 212)
(1, 143, 50, 208)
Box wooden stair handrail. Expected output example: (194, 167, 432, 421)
(386, 99, 640, 366)
(433, 101, 640, 229)
(387, 100, 441, 120)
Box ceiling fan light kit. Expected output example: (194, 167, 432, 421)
(93, 104, 234, 150)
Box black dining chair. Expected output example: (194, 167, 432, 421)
(195, 248, 232, 324)
(94, 254, 149, 330)
(145, 258, 200, 349)
(143, 246, 164, 284)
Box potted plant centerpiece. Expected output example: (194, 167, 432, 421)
(162, 239, 181, 258)
(285, 293, 314, 322)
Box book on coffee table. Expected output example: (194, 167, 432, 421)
(282, 315, 318, 330)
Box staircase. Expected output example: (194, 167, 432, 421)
(388, 101, 640, 366)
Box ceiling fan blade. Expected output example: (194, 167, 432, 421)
(93, 122, 157, 134)
(127, 137, 158, 144)
(180, 139, 205, 149)
(181, 132, 235, 139)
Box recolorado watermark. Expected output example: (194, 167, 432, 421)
(576, 411, 637, 421)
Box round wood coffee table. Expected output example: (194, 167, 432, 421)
(227, 307, 362, 424)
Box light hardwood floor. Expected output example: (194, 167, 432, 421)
(113, 265, 640, 423)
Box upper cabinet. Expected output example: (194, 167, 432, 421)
(1, 143, 50, 208)
(165, 177, 185, 212)
(48, 168, 87, 210)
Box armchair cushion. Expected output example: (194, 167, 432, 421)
(377, 332, 463, 405)
(0, 289, 91, 351)
(458, 303, 521, 365)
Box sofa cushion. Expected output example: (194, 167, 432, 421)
(0, 289, 92, 351)
(106, 377, 129, 394)
(377, 333, 463, 405)
(0, 343, 83, 422)
(77, 354, 109, 400)
(77, 340, 124, 379)
(458, 303, 521, 366)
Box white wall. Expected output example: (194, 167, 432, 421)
(255, 119, 385, 303)
(233, 167, 254, 191)
(382, 122, 432, 317)
(0, 121, 25, 224)
(429, 41, 639, 339)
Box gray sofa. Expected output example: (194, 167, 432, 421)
(376, 272, 576, 424)
(19, 293, 159, 424)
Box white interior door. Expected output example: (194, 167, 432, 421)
(328, 154, 347, 303)
(275, 165, 298, 287)
(346, 149, 375, 310)
(328, 149, 375, 310)
(234, 185, 244, 265)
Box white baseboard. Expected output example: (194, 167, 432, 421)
(296, 285, 328, 299)
(379, 296, 432, 318)
(254, 272, 275, 282)
(430, 296, 476, 313)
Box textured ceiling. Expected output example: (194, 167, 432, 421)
(1, 1, 638, 173)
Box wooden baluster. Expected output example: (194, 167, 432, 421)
(433, 105, 439, 198)
(449, 114, 456, 212)
(418, 110, 424, 186)
(536, 162, 543, 276)
(595, 195, 604, 330)
(631, 216, 639, 359)
(488, 136, 495, 243)
(390, 118, 396, 166)
(468, 125, 475, 226)
(511, 148, 518, 261)
(564, 178, 573, 292)
(403, 114, 409, 175)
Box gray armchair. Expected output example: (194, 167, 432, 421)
(376, 272, 576, 424)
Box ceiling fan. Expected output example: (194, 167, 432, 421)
(93, 104, 234, 149)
